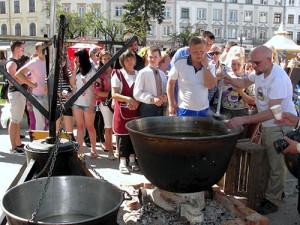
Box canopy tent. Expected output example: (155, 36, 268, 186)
(264, 23, 300, 52)
(67, 43, 102, 72)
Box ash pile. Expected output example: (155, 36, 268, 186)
(118, 186, 236, 225)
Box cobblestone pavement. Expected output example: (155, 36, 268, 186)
(0, 129, 299, 224)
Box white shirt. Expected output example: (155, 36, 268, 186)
(111, 68, 137, 92)
(133, 66, 167, 104)
(74, 68, 95, 107)
(168, 57, 215, 111)
(248, 64, 296, 127)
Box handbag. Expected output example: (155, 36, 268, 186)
(103, 90, 114, 112)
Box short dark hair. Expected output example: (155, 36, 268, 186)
(202, 31, 215, 40)
(10, 41, 24, 52)
(189, 36, 206, 47)
(119, 50, 136, 68)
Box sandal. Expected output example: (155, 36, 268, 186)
(78, 152, 85, 159)
(90, 152, 99, 159)
(100, 143, 109, 152)
(119, 164, 130, 174)
(108, 151, 116, 160)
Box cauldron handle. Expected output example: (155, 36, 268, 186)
(122, 190, 133, 201)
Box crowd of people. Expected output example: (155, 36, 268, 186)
(3, 30, 300, 216)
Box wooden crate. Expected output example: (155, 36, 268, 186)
(223, 138, 269, 209)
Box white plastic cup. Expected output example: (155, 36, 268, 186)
(270, 105, 282, 120)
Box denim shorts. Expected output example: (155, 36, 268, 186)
(73, 104, 90, 112)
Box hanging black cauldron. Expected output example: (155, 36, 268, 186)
(126, 116, 243, 193)
(24, 139, 83, 176)
(1, 176, 125, 225)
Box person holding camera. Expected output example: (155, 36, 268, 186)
(226, 46, 297, 215)
(275, 112, 300, 154)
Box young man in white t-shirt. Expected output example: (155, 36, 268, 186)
(226, 45, 297, 215)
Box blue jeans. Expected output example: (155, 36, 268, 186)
(177, 108, 209, 117)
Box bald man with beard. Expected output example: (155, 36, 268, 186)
(225, 46, 297, 215)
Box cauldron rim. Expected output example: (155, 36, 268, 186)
(126, 116, 243, 140)
(1, 176, 124, 225)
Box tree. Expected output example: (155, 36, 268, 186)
(122, 0, 166, 46)
(85, 5, 124, 52)
(168, 24, 204, 47)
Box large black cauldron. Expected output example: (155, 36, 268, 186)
(126, 116, 243, 193)
(2, 176, 123, 225)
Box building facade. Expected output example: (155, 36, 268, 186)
(0, 0, 48, 37)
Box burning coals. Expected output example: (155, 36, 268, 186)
(119, 196, 235, 225)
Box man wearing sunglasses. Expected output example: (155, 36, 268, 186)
(226, 45, 296, 215)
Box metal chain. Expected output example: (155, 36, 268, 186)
(29, 44, 66, 223)
(81, 154, 105, 180)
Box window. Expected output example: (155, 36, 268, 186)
(259, 12, 267, 23)
(163, 25, 172, 36)
(229, 10, 238, 22)
(15, 23, 21, 36)
(259, 30, 266, 41)
(181, 8, 189, 19)
(0, 1, 6, 14)
(78, 5, 86, 17)
(287, 31, 293, 39)
(213, 27, 222, 38)
(14, 0, 20, 13)
(245, 28, 253, 39)
(260, 0, 267, 4)
(115, 6, 123, 17)
(228, 28, 237, 39)
(244, 11, 253, 22)
(29, 0, 35, 13)
(197, 8, 206, 20)
(213, 9, 222, 21)
(298, 15, 300, 24)
(1, 24, 7, 35)
(274, 13, 281, 24)
(29, 23, 36, 36)
(62, 4, 70, 13)
(297, 32, 300, 45)
(288, 0, 294, 5)
(94, 28, 100, 38)
(288, 15, 294, 24)
(148, 24, 154, 36)
(92, 4, 101, 17)
(245, 0, 253, 3)
(229, 0, 237, 2)
(214, 0, 222, 2)
(164, 7, 171, 18)
(274, 0, 282, 5)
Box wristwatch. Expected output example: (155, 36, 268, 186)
(296, 143, 300, 153)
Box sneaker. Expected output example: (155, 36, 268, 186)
(256, 199, 278, 215)
(129, 161, 140, 172)
(10, 146, 25, 155)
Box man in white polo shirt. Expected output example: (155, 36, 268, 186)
(167, 36, 217, 116)
(226, 45, 296, 215)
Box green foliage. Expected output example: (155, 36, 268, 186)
(122, 0, 166, 45)
(168, 25, 200, 47)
